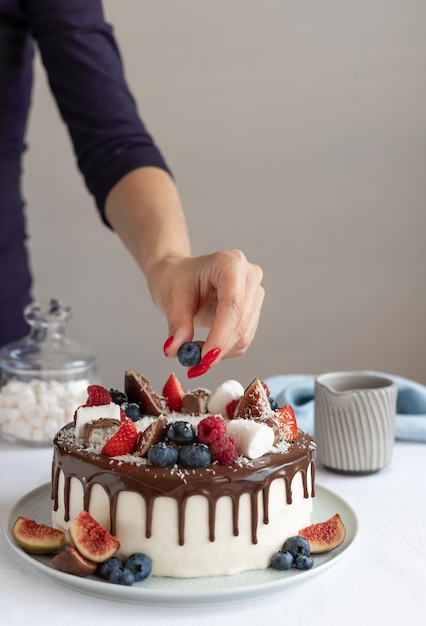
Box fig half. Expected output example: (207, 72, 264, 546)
(51, 546, 97, 577)
(124, 370, 164, 416)
(12, 516, 67, 554)
(69, 510, 120, 563)
(299, 513, 346, 553)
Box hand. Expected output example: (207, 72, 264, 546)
(146, 249, 264, 376)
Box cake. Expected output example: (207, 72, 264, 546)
(51, 371, 316, 578)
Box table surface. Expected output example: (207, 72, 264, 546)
(1, 437, 425, 626)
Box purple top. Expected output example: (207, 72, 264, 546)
(0, 0, 171, 347)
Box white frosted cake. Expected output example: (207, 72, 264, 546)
(51, 372, 316, 578)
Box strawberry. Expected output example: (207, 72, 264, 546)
(225, 399, 238, 419)
(274, 405, 298, 441)
(102, 418, 138, 457)
(162, 373, 185, 412)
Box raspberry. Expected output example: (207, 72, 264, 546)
(197, 415, 227, 444)
(210, 435, 238, 465)
(86, 385, 112, 406)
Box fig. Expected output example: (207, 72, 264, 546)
(124, 370, 164, 416)
(299, 513, 346, 553)
(51, 546, 97, 577)
(69, 510, 120, 563)
(12, 516, 67, 554)
(234, 378, 272, 420)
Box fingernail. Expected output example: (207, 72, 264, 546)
(187, 363, 210, 379)
(163, 336, 174, 356)
(201, 348, 221, 368)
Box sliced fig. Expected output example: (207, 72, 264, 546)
(133, 417, 166, 457)
(233, 378, 272, 420)
(69, 511, 120, 563)
(299, 513, 346, 553)
(124, 370, 164, 416)
(51, 546, 97, 577)
(12, 516, 67, 554)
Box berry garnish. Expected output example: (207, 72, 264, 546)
(148, 442, 179, 467)
(271, 550, 294, 571)
(209, 435, 238, 465)
(225, 399, 238, 419)
(162, 373, 185, 412)
(178, 443, 211, 468)
(124, 553, 152, 581)
(165, 421, 196, 446)
(97, 556, 123, 580)
(109, 389, 127, 405)
(108, 565, 136, 586)
(274, 405, 298, 441)
(282, 535, 311, 558)
(197, 415, 227, 444)
(177, 342, 202, 367)
(294, 554, 314, 570)
(125, 403, 141, 422)
(101, 418, 138, 457)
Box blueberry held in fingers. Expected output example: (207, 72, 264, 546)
(177, 342, 202, 366)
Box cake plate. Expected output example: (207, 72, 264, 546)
(5, 483, 357, 607)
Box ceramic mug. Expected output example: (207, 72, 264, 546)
(314, 371, 398, 474)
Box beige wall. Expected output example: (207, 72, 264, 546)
(23, 0, 426, 392)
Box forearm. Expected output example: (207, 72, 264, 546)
(104, 167, 191, 279)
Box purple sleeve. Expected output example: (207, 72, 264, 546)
(22, 0, 171, 224)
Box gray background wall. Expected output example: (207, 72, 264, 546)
(23, 0, 426, 392)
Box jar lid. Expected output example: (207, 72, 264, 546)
(0, 299, 97, 378)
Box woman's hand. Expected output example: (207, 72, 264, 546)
(146, 249, 264, 377)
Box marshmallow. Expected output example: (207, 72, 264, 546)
(74, 403, 122, 439)
(207, 380, 244, 416)
(227, 419, 274, 459)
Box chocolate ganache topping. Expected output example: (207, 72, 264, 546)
(52, 424, 315, 545)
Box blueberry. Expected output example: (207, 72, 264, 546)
(148, 442, 179, 467)
(178, 443, 211, 468)
(271, 550, 294, 571)
(108, 565, 136, 586)
(268, 396, 279, 411)
(282, 536, 311, 558)
(109, 389, 127, 405)
(165, 421, 196, 446)
(124, 553, 152, 582)
(294, 554, 314, 570)
(97, 556, 123, 580)
(177, 342, 202, 366)
(125, 402, 141, 422)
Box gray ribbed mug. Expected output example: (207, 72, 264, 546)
(314, 372, 397, 474)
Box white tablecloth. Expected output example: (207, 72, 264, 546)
(1, 438, 425, 625)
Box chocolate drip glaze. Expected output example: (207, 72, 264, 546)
(52, 426, 315, 545)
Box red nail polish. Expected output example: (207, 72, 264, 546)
(187, 363, 210, 379)
(163, 336, 174, 356)
(201, 348, 221, 368)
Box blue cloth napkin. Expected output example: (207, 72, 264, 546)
(264, 371, 426, 443)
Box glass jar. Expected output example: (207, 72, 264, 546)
(0, 299, 98, 446)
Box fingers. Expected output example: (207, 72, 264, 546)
(161, 250, 264, 377)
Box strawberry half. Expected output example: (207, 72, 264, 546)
(102, 418, 138, 457)
(162, 373, 185, 412)
(274, 405, 298, 441)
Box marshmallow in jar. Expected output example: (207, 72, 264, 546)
(0, 299, 98, 446)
